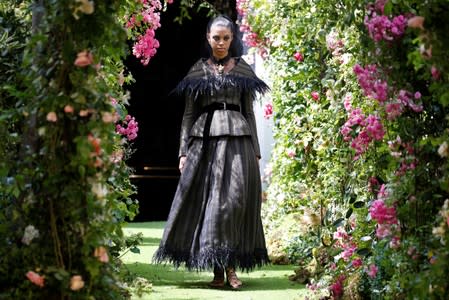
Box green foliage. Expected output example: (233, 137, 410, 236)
(0, 1, 148, 298)
(245, 0, 449, 298)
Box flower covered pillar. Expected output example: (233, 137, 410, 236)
(239, 0, 449, 298)
(0, 0, 170, 298)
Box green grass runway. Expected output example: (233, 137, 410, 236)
(122, 222, 308, 300)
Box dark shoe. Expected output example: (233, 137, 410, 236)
(208, 266, 225, 288)
(226, 267, 242, 289)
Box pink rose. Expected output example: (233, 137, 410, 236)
(286, 149, 296, 158)
(64, 105, 74, 114)
(352, 258, 363, 268)
(74, 51, 94, 67)
(407, 16, 425, 30)
(389, 236, 401, 249)
(293, 52, 304, 62)
(311, 91, 319, 101)
(26, 271, 45, 287)
(94, 246, 109, 263)
(431, 66, 440, 80)
(46, 112, 57, 122)
(263, 102, 273, 119)
(367, 264, 378, 278)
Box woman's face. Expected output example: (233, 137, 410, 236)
(207, 24, 233, 59)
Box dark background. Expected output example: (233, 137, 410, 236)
(125, 1, 236, 221)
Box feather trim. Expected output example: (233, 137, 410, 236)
(153, 245, 270, 272)
(172, 58, 270, 99)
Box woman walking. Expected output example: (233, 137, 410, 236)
(154, 14, 269, 289)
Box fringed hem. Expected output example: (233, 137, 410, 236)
(173, 74, 270, 99)
(153, 245, 270, 272)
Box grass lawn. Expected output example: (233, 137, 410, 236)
(122, 222, 308, 300)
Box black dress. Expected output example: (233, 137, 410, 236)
(153, 57, 269, 271)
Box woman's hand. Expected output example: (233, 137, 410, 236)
(179, 156, 187, 173)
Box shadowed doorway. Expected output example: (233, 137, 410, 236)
(126, 2, 236, 221)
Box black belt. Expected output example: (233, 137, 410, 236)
(201, 102, 241, 153)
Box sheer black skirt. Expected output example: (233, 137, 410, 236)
(153, 136, 269, 271)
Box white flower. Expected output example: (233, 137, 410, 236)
(438, 141, 448, 158)
(22, 225, 39, 245)
(91, 182, 108, 200)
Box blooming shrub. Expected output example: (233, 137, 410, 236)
(126, 0, 169, 65)
(0, 0, 171, 298)
(240, 0, 449, 298)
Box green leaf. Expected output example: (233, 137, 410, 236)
(440, 92, 449, 107)
(348, 194, 357, 204)
(333, 217, 345, 227)
(383, 1, 393, 15)
(356, 248, 371, 257)
(353, 201, 364, 208)
(130, 246, 140, 254)
(345, 208, 353, 219)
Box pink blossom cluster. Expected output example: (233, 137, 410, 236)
(388, 89, 423, 119)
(346, 64, 423, 159)
(340, 109, 385, 158)
(352, 64, 424, 115)
(341, 243, 357, 261)
(333, 227, 360, 262)
(387, 136, 417, 176)
(237, 1, 258, 47)
(352, 257, 363, 268)
(343, 94, 352, 111)
(329, 274, 345, 298)
(431, 66, 441, 80)
(353, 64, 388, 103)
(369, 184, 401, 243)
(116, 115, 139, 141)
(326, 31, 344, 56)
(237, 0, 268, 57)
(369, 199, 397, 225)
(263, 102, 273, 119)
(127, 0, 164, 65)
(293, 52, 304, 62)
(333, 226, 349, 241)
(132, 28, 160, 65)
(286, 148, 296, 158)
(366, 264, 378, 278)
(368, 176, 380, 193)
(364, 13, 408, 42)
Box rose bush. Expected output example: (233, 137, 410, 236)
(0, 0, 171, 298)
(239, 0, 449, 298)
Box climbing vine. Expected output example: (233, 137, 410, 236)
(0, 0, 171, 298)
(239, 0, 449, 298)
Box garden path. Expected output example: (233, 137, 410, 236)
(122, 222, 308, 300)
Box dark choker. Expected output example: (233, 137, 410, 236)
(211, 55, 231, 66)
(211, 55, 231, 75)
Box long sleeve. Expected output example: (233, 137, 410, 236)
(178, 95, 195, 158)
(242, 91, 261, 158)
